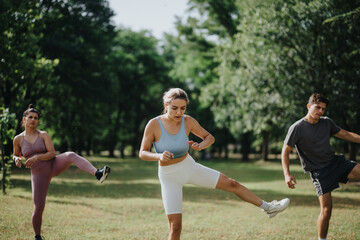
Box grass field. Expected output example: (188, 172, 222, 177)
(1, 156, 359, 240)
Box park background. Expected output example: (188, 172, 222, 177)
(1, 0, 360, 239)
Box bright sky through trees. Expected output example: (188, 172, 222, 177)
(108, 0, 189, 38)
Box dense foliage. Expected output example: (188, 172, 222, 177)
(0, 108, 17, 194)
(1, 0, 359, 174)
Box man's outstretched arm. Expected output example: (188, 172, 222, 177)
(334, 129, 360, 144)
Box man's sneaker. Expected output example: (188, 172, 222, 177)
(95, 166, 111, 183)
(34, 235, 44, 240)
(263, 198, 290, 218)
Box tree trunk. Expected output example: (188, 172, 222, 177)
(76, 136, 84, 156)
(241, 132, 250, 162)
(132, 133, 141, 158)
(0, 125, 13, 194)
(86, 137, 91, 156)
(60, 140, 68, 153)
(108, 108, 122, 158)
(108, 144, 115, 158)
(224, 144, 229, 159)
(120, 142, 125, 159)
(131, 141, 137, 157)
(261, 131, 269, 161)
(1, 130, 6, 194)
(132, 116, 142, 157)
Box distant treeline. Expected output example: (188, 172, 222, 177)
(1, 0, 359, 161)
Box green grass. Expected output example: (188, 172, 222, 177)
(1, 156, 359, 239)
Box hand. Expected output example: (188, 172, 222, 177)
(188, 140, 202, 151)
(13, 156, 22, 168)
(159, 151, 174, 163)
(25, 155, 38, 168)
(285, 174, 297, 189)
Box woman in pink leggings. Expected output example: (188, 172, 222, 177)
(12, 104, 111, 240)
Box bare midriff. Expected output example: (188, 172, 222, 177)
(159, 153, 188, 166)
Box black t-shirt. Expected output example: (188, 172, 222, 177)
(284, 117, 341, 172)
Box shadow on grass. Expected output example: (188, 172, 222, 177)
(10, 177, 360, 210)
(9, 158, 360, 209)
(12, 194, 129, 217)
(10, 178, 162, 198)
(337, 183, 360, 193)
(11, 157, 308, 183)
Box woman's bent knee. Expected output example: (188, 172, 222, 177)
(65, 151, 76, 157)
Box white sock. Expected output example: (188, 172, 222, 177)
(259, 200, 270, 211)
(319, 238, 326, 240)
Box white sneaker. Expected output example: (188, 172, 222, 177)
(263, 198, 290, 218)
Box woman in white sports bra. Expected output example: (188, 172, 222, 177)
(139, 88, 290, 240)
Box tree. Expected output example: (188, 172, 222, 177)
(0, 0, 58, 161)
(188, 0, 241, 37)
(163, 0, 241, 159)
(0, 108, 17, 194)
(265, 0, 360, 160)
(105, 28, 172, 157)
(0, 0, 58, 126)
(199, 0, 283, 161)
(36, 0, 116, 153)
(320, 3, 360, 160)
(204, 0, 360, 160)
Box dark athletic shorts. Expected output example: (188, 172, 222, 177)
(310, 155, 357, 196)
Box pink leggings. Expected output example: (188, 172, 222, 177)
(30, 151, 97, 235)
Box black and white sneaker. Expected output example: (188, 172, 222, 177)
(34, 235, 44, 240)
(95, 166, 111, 183)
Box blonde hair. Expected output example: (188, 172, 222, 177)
(162, 88, 189, 113)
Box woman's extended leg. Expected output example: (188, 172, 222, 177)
(215, 173, 290, 218)
(51, 151, 110, 182)
(187, 157, 289, 218)
(215, 173, 262, 206)
(51, 151, 97, 177)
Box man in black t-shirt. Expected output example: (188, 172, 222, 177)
(281, 93, 360, 240)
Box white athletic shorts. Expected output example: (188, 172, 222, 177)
(158, 154, 220, 215)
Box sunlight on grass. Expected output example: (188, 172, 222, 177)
(1, 157, 359, 239)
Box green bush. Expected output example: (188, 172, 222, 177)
(0, 107, 17, 194)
